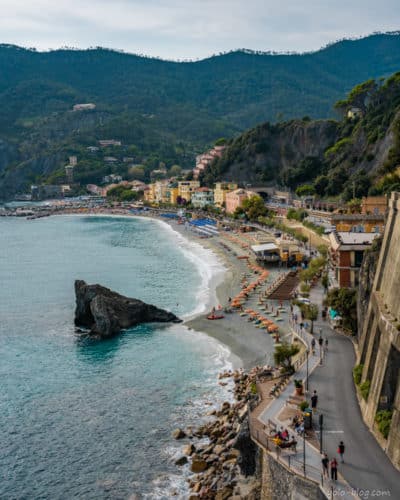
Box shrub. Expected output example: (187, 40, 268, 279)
(375, 410, 393, 439)
(250, 382, 258, 395)
(294, 379, 303, 388)
(353, 364, 364, 385)
(360, 380, 371, 400)
(299, 401, 309, 411)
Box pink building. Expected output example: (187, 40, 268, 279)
(225, 189, 258, 214)
(193, 145, 226, 179)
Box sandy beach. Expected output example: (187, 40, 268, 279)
(161, 218, 291, 370)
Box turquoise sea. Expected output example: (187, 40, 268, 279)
(0, 215, 231, 499)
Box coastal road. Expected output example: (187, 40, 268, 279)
(308, 286, 400, 498)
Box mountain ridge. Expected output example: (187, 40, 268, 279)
(1, 32, 400, 199)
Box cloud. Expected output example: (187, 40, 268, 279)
(0, 0, 399, 59)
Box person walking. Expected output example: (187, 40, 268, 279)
(311, 338, 316, 355)
(330, 457, 338, 481)
(338, 441, 345, 463)
(311, 390, 318, 412)
(321, 453, 329, 478)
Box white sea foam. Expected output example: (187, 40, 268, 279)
(150, 217, 226, 319)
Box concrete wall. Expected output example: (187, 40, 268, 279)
(358, 192, 400, 470)
(260, 451, 326, 500)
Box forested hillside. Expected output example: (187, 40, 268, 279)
(1, 32, 400, 199)
(203, 72, 400, 200)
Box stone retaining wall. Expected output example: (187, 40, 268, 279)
(260, 451, 326, 500)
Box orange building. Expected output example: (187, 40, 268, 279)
(361, 195, 388, 215)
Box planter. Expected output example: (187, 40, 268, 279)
(295, 386, 304, 396)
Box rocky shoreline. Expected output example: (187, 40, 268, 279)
(173, 366, 274, 499)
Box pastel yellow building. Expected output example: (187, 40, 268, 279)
(213, 182, 238, 208)
(178, 181, 200, 203)
(144, 183, 156, 203)
(166, 186, 179, 205)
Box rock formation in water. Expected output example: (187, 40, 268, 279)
(74, 280, 181, 337)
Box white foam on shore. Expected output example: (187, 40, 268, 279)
(150, 217, 227, 320)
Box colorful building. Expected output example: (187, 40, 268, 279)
(144, 183, 156, 203)
(225, 189, 258, 214)
(193, 145, 226, 179)
(361, 195, 388, 216)
(329, 231, 380, 288)
(213, 182, 238, 208)
(191, 187, 214, 208)
(330, 213, 385, 233)
(166, 186, 179, 205)
(178, 181, 200, 203)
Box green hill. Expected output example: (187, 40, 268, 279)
(202, 72, 400, 200)
(1, 32, 400, 199)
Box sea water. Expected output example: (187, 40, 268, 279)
(0, 215, 231, 499)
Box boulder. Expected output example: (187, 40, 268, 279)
(74, 280, 181, 337)
(172, 428, 186, 439)
(183, 444, 196, 456)
(215, 487, 233, 500)
(191, 459, 208, 473)
(175, 456, 188, 466)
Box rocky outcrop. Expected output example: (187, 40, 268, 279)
(74, 280, 181, 337)
(174, 367, 266, 498)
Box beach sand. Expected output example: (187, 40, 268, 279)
(165, 220, 287, 371)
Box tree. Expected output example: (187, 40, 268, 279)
(326, 288, 357, 333)
(274, 342, 300, 374)
(303, 303, 319, 334)
(334, 78, 378, 114)
(241, 195, 267, 220)
(321, 273, 329, 293)
(128, 166, 145, 181)
(313, 175, 329, 196)
(296, 184, 316, 197)
(169, 164, 182, 177)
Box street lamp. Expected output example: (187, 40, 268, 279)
(306, 349, 309, 393)
(319, 414, 324, 453)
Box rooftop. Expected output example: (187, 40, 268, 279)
(330, 231, 380, 250)
(251, 243, 279, 253)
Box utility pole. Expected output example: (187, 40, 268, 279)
(303, 430, 306, 477)
(306, 349, 309, 392)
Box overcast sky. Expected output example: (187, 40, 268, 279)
(1, 0, 399, 60)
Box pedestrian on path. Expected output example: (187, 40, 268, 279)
(330, 458, 338, 481)
(338, 441, 345, 463)
(321, 453, 329, 478)
(311, 390, 318, 411)
(311, 338, 316, 355)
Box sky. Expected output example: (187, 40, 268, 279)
(1, 0, 399, 60)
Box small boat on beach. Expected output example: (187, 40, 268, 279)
(207, 314, 225, 320)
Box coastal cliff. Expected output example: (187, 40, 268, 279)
(74, 280, 181, 337)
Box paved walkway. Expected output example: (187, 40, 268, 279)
(307, 285, 400, 498)
(257, 321, 355, 498)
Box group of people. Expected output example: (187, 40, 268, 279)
(273, 426, 297, 449)
(321, 442, 346, 481)
(291, 414, 305, 435)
